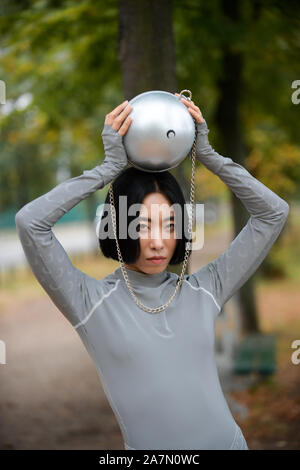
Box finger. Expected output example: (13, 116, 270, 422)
(188, 107, 203, 118)
(110, 100, 129, 117)
(118, 103, 132, 118)
(179, 96, 193, 105)
(180, 96, 197, 108)
(175, 92, 190, 99)
(117, 116, 133, 136)
(112, 104, 132, 127)
(175, 92, 193, 103)
(187, 107, 204, 123)
(181, 98, 202, 116)
(105, 103, 131, 127)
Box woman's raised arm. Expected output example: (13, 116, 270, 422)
(181, 105, 289, 316)
(15, 100, 132, 327)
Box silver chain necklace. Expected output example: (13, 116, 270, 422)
(108, 89, 197, 314)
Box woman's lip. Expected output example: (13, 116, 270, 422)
(147, 258, 166, 264)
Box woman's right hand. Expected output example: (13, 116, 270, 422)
(101, 100, 133, 170)
(104, 100, 133, 135)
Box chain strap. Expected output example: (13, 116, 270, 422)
(108, 89, 197, 314)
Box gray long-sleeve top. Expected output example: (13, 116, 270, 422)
(15, 119, 289, 450)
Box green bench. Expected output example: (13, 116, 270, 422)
(233, 333, 276, 375)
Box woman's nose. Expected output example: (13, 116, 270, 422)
(149, 228, 164, 248)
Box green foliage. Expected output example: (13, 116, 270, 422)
(0, 0, 299, 218)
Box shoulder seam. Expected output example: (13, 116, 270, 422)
(74, 279, 121, 330)
(183, 279, 221, 312)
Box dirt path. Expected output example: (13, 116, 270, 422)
(0, 295, 123, 450)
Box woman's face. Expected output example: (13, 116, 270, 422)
(125, 192, 178, 275)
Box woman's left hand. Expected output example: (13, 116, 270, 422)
(175, 93, 205, 124)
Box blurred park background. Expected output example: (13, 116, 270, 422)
(0, 0, 300, 450)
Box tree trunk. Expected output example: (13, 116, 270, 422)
(118, 0, 190, 276)
(215, 0, 260, 334)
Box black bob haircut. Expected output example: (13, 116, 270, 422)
(98, 166, 192, 265)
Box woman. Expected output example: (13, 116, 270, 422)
(15, 96, 289, 450)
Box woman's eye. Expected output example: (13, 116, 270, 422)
(138, 223, 175, 231)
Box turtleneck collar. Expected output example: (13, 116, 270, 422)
(114, 265, 169, 288)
